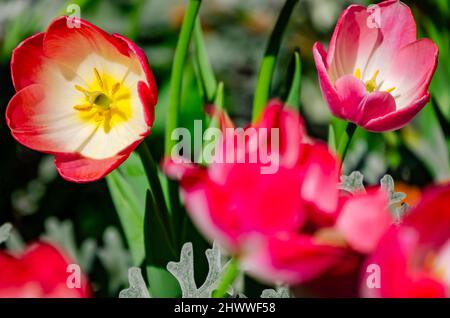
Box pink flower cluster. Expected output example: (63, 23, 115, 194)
(164, 100, 450, 297)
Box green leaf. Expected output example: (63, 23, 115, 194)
(328, 124, 336, 153)
(330, 117, 347, 148)
(252, 0, 299, 121)
(422, 18, 450, 121)
(144, 190, 180, 297)
(106, 152, 148, 265)
(136, 143, 173, 242)
(285, 50, 302, 110)
(402, 104, 450, 181)
(165, 0, 202, 155)
(206, 81, 225, 130)
(193, 18, 218, 103)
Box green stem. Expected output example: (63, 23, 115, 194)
(252, 0, 299, 122)
(194, 18, 217, 103)
(165, 0, 202, 155)
(337, 123, 357, 163)
(137, 142, 175, 245)
(213, 258, 239, 298)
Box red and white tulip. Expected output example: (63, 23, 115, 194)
(6, 17, 157, 182)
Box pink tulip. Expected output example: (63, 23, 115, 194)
(361, 184, 450, 298)
(164, 100, 391, 285)
(313, 0, 438, 132)
(0, 242, 91, 298)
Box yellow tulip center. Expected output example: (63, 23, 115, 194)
(73, 68, 132, 133)
(354, 68, 396, 94)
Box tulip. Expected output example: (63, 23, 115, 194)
(0, 242, 91, 297)
(6, 16, 157, 182)
(313, 0, 438, 132)
(164, 100, 391, 285)
(361, 184, 450, 298)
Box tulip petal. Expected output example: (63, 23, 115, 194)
(253, 100, 305, 168)
(334, 75, 367, 121)
(327, 0, 417, 82)
(313, 43, 342, 117)
(403, 185, 450, 248)
(112, 34, 158, 106)
(336, 189, 391, 254)
(386, 39, 438, 109)
(364, 93, 430, 132)
(54, 152, 128, 183)
(357, 91, 396, 127)
(299, 143, 340, 220)
(43, 17, 130, 76)
(0, 242, 91, 297)
(43, 17, 151, 110)
(163, 158, 236, 249)
(242, 233, 357, 285)
(6, 84, 97, 154)
(11, 33, 45, 91)
(362, 0, 417, 80)
(362, 228, 446, 298)
(327, 5, 381, 81)
(116, 33, 158, 132)
(179, 163, 305, 247)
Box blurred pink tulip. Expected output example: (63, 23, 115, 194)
(0, 242, 91, 298)
(164, 100, 391, 285)
(361, 184, 450, 298)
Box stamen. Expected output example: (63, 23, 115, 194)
(73, 69, 130, 132)
(354, 68, 362, 80)
(103, 112, 112, 133)
(114, 92, 131, 101)
(74, 85, 88, 94)
(93, 68, 104, 89)
(73, 104, 93, 111)
(385, 87, 396, 93)
(370, 70, 380, 81)
(111, 83, 121, 95)
(365, 70, 380, 93)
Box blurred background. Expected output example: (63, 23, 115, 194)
(0, 0, 448, 296)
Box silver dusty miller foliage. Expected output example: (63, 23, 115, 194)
(0, 223, 12, 244)
(167, 241, 229, 298)
(119, 267, 150, 298)
(260, 286, 291, 298)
